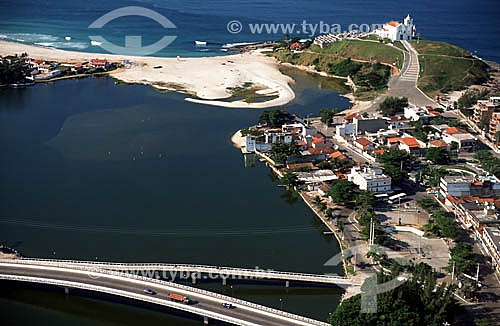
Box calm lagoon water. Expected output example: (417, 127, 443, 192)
(0, 69, 350, 324)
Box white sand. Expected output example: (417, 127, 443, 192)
(0, 40, 295, 109)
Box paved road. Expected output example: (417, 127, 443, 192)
(363, 40, 436, 113)
(0, 263, 327, 326)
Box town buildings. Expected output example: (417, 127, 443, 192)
(348, 166, 392, 193)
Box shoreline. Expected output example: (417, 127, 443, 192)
(0, 40, 295, 109)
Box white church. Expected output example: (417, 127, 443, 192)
(374, 14, 416, 41)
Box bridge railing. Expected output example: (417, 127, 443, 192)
(0, 274, 262, 326)
(10, 258, 349, 281)
(0, 261, 329, 326)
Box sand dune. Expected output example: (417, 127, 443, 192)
(0, 40, 295, 109)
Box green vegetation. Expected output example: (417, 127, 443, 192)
(413, 40, 490, 97)
(410, 40, 472, 58)
(258, 109, 290, 127)
(408, 121, 433, 142)
(317, 158, 354, 173)
(377, 150, 413, 183)
(311, 40, 403, 68)
(425, 147, 451, 164)
(458, 89, 490, 112)
(447, 242, 478, 275)
(325, 179, 359, 204)
(417, 167, 449, 187)
(319, 108, 341, 124)
(474, 150, 500, 178)
(225, 82, 279, 103)
(269, 142, 300, 165)
(378, 97, 408, 117)
(424, 210, 461, 240)
(329, 263, 458, 326)
(280, 172, 299, 187)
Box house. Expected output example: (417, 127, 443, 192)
(387, 137, 424, 155)
(354, 137, 375, 151)
(329, 151, 347, 160)
(404, 105, 435, 122)
(290, 42, 301, 50)
(90, 59, 109, 69)
(348, 166, 392, 193)
(305, 146, 336, 160)
(286, 162, 319, 172)
(311, 135, 326, 147)
(442, 127, 476, 151)
(490, 112, 500, 145)
(343, 112, 359, 123)
(428, 139, 448, 148)
(374, 14, 415, 41)
(354, 117, 388, 135)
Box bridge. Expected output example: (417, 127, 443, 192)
(3, 258, 357, 287)
(0, 260, 331, 326)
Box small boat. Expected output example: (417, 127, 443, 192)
(194, 40, 207, 46)
(65, 36, 71, 41)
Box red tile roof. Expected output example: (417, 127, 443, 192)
(329, 151, 347, 160)
(400, 137, 420, 147)
(355, 137, 372, 146)
(297, 141, 307, 146)
(387, 21, 400, 27)
(444, 127, 467, 135)
(343, 112, 359, 120)
(312, 137, 325, 144)
(307, 146, 335, 155)
(373, 149, 385, 155)
(429, 140, 448, 147)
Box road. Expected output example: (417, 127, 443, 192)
(0, 262, 327, 326)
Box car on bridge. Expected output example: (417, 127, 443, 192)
(221, 302, 234, 309)
(143, 288, 156, 295)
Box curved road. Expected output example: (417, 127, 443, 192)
(0, 262, 328, 326)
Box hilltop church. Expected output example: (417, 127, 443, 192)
(374, 14, 415, 41)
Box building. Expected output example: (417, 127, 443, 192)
(374, 14, 415, 41)
(387, 137, 424, 155)
(348, 166, 392, 193)
(428, 139, 448, 148)
(404, 105, 436, 122)
(442, 127, 476, 151)
(354, 137, 375, 151)
(440, 175, 477, 197)
(90, 59, 109, 69)
(490, 112, 500, 145)
(473, 97, 500, 125)
(479, 226, 500, 275)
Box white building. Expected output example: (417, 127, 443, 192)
(374, 14, 415, 41)
(348, 166, 392, 193)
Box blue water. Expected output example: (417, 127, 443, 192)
(0, 0, 499, 61)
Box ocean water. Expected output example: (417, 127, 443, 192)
(0, 0, 499, 61)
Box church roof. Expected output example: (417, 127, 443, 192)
(386, 21, 400, 28)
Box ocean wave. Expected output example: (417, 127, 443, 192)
(222, 42, 257, 48)
(90, 40, 102, 46)
(35, 41, 89, 50)
(5, 33, 59, 43)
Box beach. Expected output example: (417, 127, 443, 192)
(0, 40, 295, 109)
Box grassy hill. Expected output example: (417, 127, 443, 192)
(273, 39, 402, 100)
(309, 40, 404, 69)
(409, 40, 490, 97)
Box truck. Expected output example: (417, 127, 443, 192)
(168, 293, 192, 304)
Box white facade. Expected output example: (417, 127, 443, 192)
(348, 166, 392, 193)
(375, 14, 415, 41)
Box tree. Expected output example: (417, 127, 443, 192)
(495, 130, 500, 143)
(447, 242, 477, 275)
(377, 150, 412, 183)
(325, 180, 359, 204)
(280, 172, 299, 186)
(319, 108, 340, 124)
(378, 97, 408, 117)
(270, 142, 300, 164)
(425, 147, 451, 164)
(329, 267, 458, 326)
(258, 109, 290, 127)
